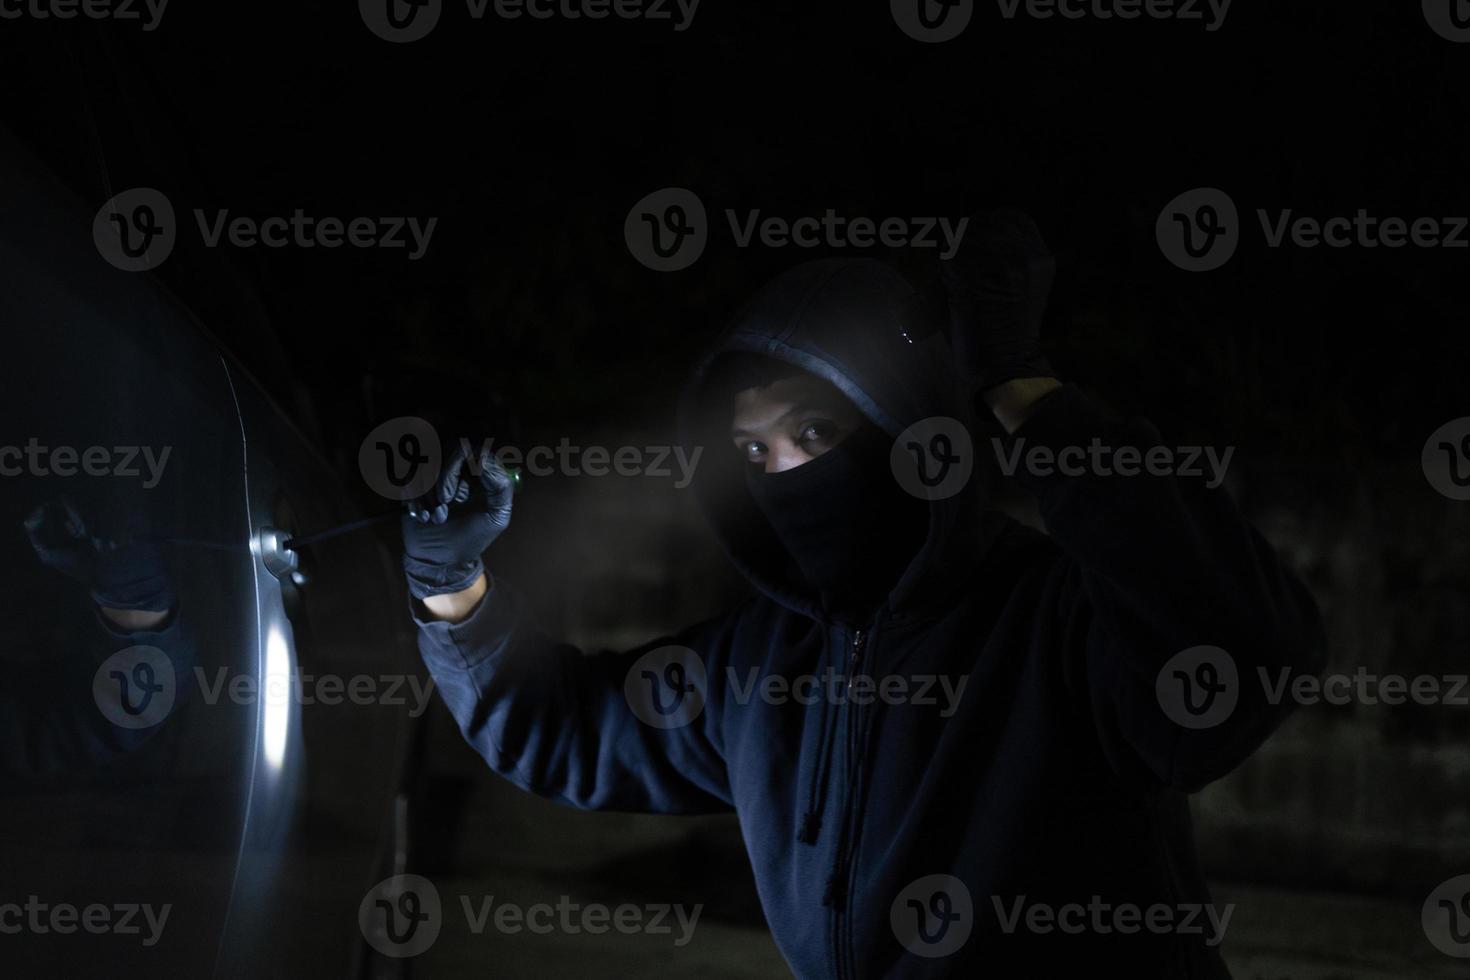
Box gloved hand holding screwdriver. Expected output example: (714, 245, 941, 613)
(399, 440, 515, 623)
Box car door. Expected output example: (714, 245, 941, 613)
(215, 358, 422, 978)
(0, 127, 260, 979)
(0, 125, 421, 979)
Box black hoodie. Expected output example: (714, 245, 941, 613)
(413, 258, 1326, 977)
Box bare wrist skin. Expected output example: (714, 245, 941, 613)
(99, 607, 170, 631)
(982, 377, 1063, 435)
(421, 571, 488, 624)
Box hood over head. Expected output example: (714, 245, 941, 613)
(678, 258, 994, 625)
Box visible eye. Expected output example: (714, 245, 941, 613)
(741, 440, 769, 463)
(797, 420, 837, 448)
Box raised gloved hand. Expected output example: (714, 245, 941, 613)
(400, 440, 515, 600)
(24, 499, 175, 613)
(939, 207, 1056, 394)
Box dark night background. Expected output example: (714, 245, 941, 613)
(3, 3, 1469, 976)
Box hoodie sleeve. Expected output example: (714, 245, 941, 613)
(1000, 383, 1327, 792)
(412, 574, 735, 813)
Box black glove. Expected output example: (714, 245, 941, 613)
(24, 499, 175, 613)
(400, 440, 514, 601)
(939, 207, 1056, 394)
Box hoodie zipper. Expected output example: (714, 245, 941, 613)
(828, 620, 874, 980)
(847, 628, 865, 694)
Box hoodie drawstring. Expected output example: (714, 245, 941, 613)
(797, 644, 840, 845)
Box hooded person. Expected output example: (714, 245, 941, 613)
(400, 219, 1326, 977)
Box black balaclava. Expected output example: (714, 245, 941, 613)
(744, 418, 929, 618)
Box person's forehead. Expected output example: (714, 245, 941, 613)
(730, 375, 852, 429)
